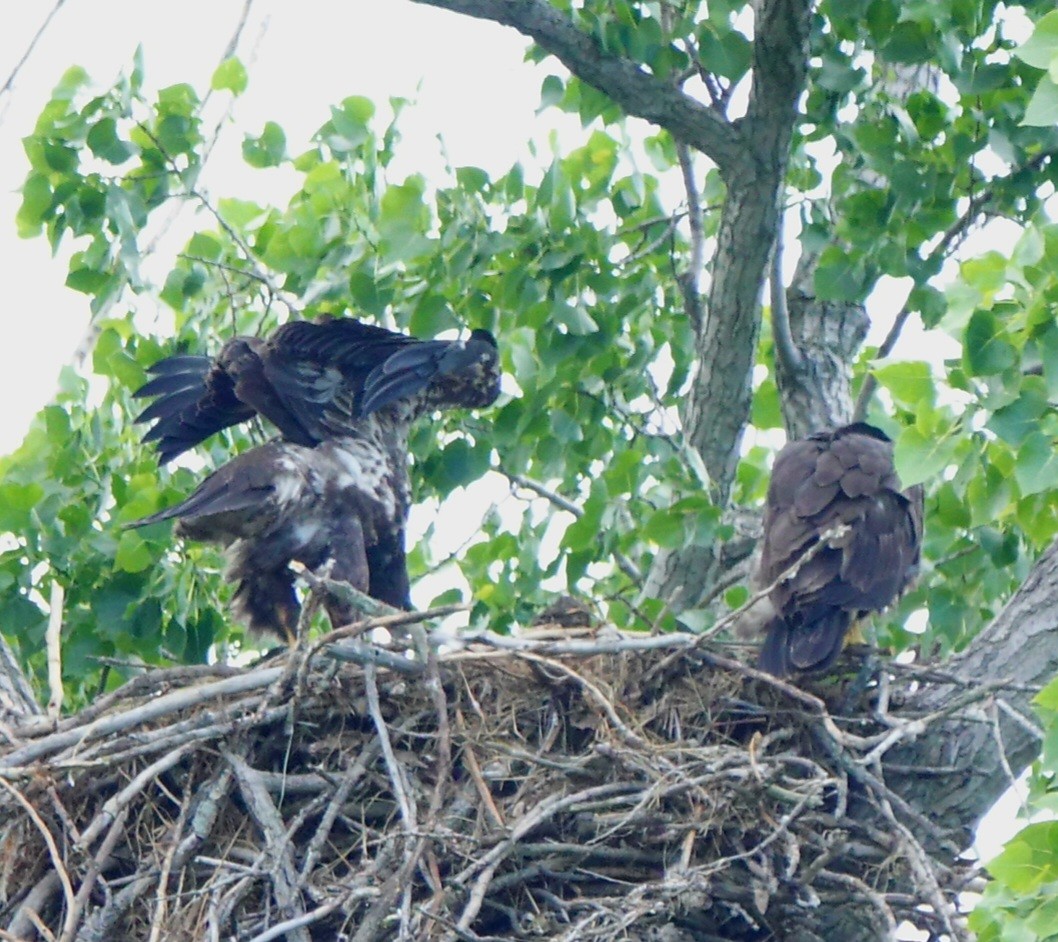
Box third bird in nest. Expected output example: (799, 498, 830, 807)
(756, 422, 924, 678)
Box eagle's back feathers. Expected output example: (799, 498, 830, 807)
(758, 423, 923, 677)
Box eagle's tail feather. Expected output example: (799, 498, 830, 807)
(132, 357, 212, 416)
(758, 616, 792, 677)
(758, 609, 852, 677)
(788, 608, 851, 673)
(231, 569, 300, 640)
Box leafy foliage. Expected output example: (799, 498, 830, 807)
(970, 675, 1058, 941)
(1, 2, 1058, 742)
(2, 52, 703, 700)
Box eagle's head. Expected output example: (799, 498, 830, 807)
(429, 329, 501, 410)
(358, 328, 502, 418)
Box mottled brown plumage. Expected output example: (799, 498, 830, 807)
(130, 319, 501, 638)
(757, 422, 923, 677)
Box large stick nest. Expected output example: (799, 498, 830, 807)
(0, 617, 977, 942)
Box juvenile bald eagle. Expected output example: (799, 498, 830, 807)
(756, 422, 924, 677)
(129, 318, 500, 638)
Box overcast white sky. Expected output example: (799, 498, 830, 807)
(0, 0, 967, 458)
(0, 0, 573, 454)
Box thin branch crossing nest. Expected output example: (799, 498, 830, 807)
(0, 613, 980, 942)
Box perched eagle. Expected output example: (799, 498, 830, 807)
(756, 422, 924, 677)
(129, 318, 500, 639)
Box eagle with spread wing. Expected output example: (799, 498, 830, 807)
(756, 422, 924, 677)
(129, 318, 500, 639)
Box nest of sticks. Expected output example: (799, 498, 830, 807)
(0, 608, 976, 942)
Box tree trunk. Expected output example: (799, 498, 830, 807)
(889, 539, 1058, 847)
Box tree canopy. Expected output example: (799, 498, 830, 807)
(4, 1, 1058, 939)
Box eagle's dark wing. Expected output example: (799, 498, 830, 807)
(264, 322, 499, 430)
(257, 318, 420, 440)
(129, 441, 293, 535)
(134, 319, 500, 462)
(128, 441, 317, 637)
(133, 344, 262, 464)
(757, 422, 923, 677)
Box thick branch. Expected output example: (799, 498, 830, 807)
(887, 539, 1058, 847)
(775, 251, 869, 438)
(769, 214, 803, 377)
(410, 0, 745, 173)
(0, 633, 41, 725)
(644, 0, 812, 607)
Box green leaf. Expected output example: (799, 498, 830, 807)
(552, 301, 598, 335)
(1016, 10, 1058, 70)
(695, 25, 752, 80)
(540, 74, 564, 109)
(643, 507, 686, 549)
(987, 383, 1048, 446)
(65, 266, 111, 295)
(814, 245, 866, 301)
(1017, 433, 1058, 496)
(157, 83, 200, 115)
(967, 465, 1012, 528)
(379, 178, 428, 244)
(348, 271, 387, 318)
(16, 174, 52, 237)
(52, 64, 90, 100)
(881, 21, 933, 64)
(91, 326, 143, 386)
(243, 121, 287, 168)
(893, 425, 958, 487)
(217, 197, 266, 229)
(1024, 77, 1058, 128)
(186, 232, 222, 260)
(455, 166, 489, 193)
(115, 531, 154, 573)
(986, 823, 1058, 892)
(1035, 676, 1058, 712)
(325, 96, 374, 151)
(211, 57, 248, 95)
(751, 373, 782, 429)
(964, 309, 1017, 376)
(872, 360, 934, 408)
(428, 439, 492, 492)
(86, 117, 136, 164)
(909, 284, 947, 327)
(562, 482, 607, 553)
(0, 481, 44, 530)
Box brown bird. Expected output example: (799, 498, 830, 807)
(128, 318, 501, 639)
(756, 422, 924, 677)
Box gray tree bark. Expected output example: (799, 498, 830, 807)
(774, 251, 869, 439)
(889, 540, 1058, 847)
(0, 633, 39, 726)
